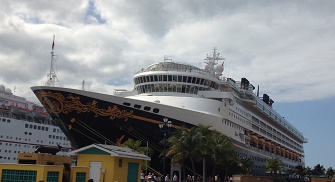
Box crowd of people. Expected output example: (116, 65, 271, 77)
(140, 171, 180, 182)
(140, 171, 233, 182)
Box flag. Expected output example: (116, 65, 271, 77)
(52, 40, 55, 51)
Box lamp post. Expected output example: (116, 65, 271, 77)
(159, 117, 172, 180)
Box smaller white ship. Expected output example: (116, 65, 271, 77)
(0, 85, 72, 163)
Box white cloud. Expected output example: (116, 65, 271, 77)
(0, 0, 334, 104)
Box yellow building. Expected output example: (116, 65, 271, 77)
(68, 144, 151, 182)
(0, 153, 89, 182)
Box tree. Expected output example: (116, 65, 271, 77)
(239, 157, 254, 175)
(208, 130, 235, 177)
(306, 166, 313, 178)
(124, 138, 153, 169)
(166, 126, 202, 178)
(326, 167, 334, 178)
(292, 164, 306, 179)
(166, 125, 235, 181)
(312, 164, 325, 177)
(124, 138, 153, 155)
(193, 125, 212, 182)
(264, 158, 283, 176)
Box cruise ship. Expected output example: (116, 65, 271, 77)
(0, 85, 72, 163)
(31, 48, 307, 175)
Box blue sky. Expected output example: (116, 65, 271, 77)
(0, 0, 334, 169)
(275, 97, 335, 169)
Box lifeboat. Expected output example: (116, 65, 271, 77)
(250, 135, 258, 147)
(31, 110, 50, 118)
(250, 135, 258, 141)
(286, 150, 290, 158)
(11, 105, 30, 115)
(276, 146, 282, 155)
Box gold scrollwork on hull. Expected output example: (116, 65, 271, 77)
(35, 91, 133, 121)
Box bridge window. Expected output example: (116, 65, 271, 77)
(173, 75, 177, 81)
(168, 75, 172, 81)
(178, 76, 182, 82)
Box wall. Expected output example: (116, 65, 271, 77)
(112, 157, 143, 182)
(77, 153, 115, 181)
(311, 177, 331, 182)
(70, 166, 90, 182)
(76, 153, 144, 182)
(0, 163, 63, 182)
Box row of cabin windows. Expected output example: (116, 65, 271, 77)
(25, 123, 49, 131)
(251, 115, 301, 152)
(0, 136, 31, 142)
(134, 75, 219, 90)
(136, 84, 209, 94)
(229, 112, 252, 128)
(227, 111, 302, 153)
(123, 102, 160, 113)
(49, 135, 68, 141)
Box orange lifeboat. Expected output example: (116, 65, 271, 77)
(250, 135, 258, 141)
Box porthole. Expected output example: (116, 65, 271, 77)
(123, 102, 131, 106)
(134, 104, 141, 109)
(144, 106, 151, 111)
(153, 108, 160, 113)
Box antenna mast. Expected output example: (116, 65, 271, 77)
(46, 35, 60, 87)
(204, 47, 225, 74)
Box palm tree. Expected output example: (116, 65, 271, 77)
(293, 164, 306, 179)
(124, 138, 153, 170)
(166, 126, 202, 178)
(312, 164, 326, 177)
(264, 158, 283, 176)
(239, 157, 254, 175)
(326, 167, 335, 179)
(124, 138, 153, 155)
(166, 125, 236, 182)
(193, 125, 212, 181)
(208, 130, 234, 177)
(306, 166, 313, 179)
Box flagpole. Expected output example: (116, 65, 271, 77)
(49, 35, 55, 85)
(47, 35, 59, 87)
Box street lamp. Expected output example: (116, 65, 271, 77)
(159, 117, 172, 180)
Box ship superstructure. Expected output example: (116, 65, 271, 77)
(31, 48, 307, 174)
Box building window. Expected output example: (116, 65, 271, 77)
(47, 171, 59, 181)
(76, 172, 86, 181)
(118, 159, 122, 167)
